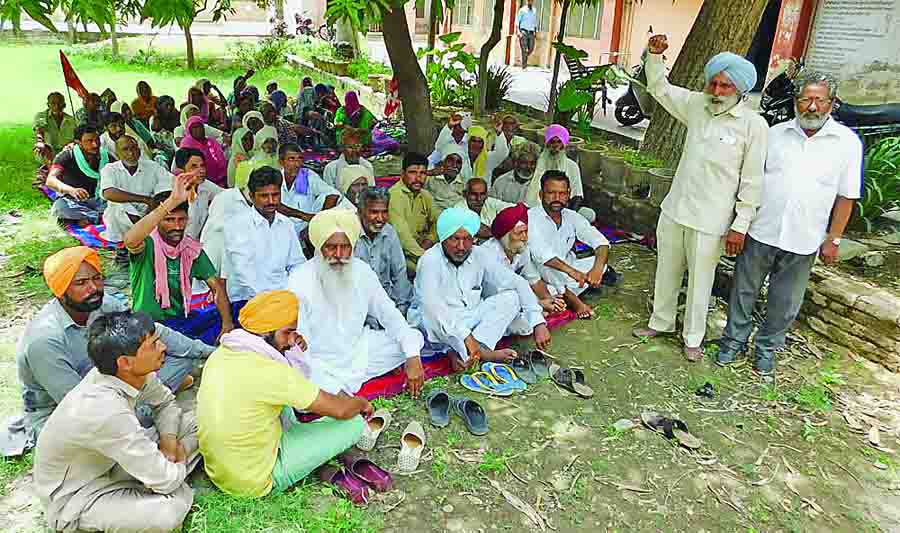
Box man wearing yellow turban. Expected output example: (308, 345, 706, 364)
(198, 290, 372, 498)
(15, 246, 213, 442)
(287, 209, 427, 398)
(408, 208, 551, 373)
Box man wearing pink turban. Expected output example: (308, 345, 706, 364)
(525, 124, 584, 209)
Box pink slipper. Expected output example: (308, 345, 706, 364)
(338, 451, 394, 492)
(317, 465, 369, 505)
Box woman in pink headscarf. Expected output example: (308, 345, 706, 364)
(334, 91, 376, 146)
(186, 86, 210, 123)
(180, 115, 228, 187)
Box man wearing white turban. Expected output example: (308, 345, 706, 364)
(633, 34, 768, 362)
(408, 208, 551, 372)
(287, 209, 427, 398)
(425, 144, 467, 214)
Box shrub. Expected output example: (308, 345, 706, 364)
(229, 37, 294, 70)
(347, 53, 392, 83)
(482, 65, 512, 111)
(857, 136, 900, 231)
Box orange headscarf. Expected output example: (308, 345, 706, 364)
(43, 246, 102, 297)
(239, 290, 300, 334)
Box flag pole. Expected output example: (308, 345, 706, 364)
(64, 84, 77, 117)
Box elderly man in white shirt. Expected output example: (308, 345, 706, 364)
(222, 166, 305, 305)
(408, 208, 551, 373)
(525, 125, 584, 210)
(426, 144, 467, 214)
(428, 112, 471, 168)
(276, 143, 342, 236)
(529, 171, 610, 319)
(322, 128, 374, 189)
(632, 34, 768, 362)
(288, 210, 427, 398)
(717, 72, 862, 376)
(100, 136, 171, 243)
(492, 139, 540, 204)
(453, 177, 514, 240)
(480, 203, 566, 320)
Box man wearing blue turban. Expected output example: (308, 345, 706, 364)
(632, 34, 769, 363)
(408, 207, 551, 372)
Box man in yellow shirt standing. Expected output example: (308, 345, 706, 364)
(389, 152, 438, 272)
(197, 290, 371, 498)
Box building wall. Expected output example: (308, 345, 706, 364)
(624, 0, 703, 67)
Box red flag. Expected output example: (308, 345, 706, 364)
(59, 50, 88, 99)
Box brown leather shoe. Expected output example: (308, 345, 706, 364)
(683, 346, 704, 362)
(632, 327, 661, 339)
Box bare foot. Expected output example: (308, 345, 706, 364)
(481, 348, 518, 363)
(562, 290, 594, 319)
(176, 375, 194, 392)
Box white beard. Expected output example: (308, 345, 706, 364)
(314, 254, 357, 325)
(541, 150, 566, 172)
(501, 233, 526, 256)
(704, 93, 741, 115)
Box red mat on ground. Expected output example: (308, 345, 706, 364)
(352, 309, 576, 401)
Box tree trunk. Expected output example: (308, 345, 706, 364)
(382, 4, 434, 153)
(66, 16, 76, 44)
(275, 0, 285, 24)
(640, 0, 769, 168)
(475, 0, 505, 117)
(184, 24, 196, 69)
(545, 0, 571, 121)
(111, 22, 119, 58)
(426, 1, 437, 68)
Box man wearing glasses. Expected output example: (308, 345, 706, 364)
(716, 72, 862, 377)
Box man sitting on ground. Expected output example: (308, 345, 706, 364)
(277, 143, 342, 236)
(480, 203, 566, 317)
(322, 128, 374, 189)
(528, 171, 610, 318)
(33, 92, 76, 169)
(200, 182, 254, 275)
(354, 187, 413, 322)
(34, 311, 201, 533)
(198, 290, 371, 498)
(16, 247, 212, 442)
(289, 210, 426, 396)
(125, 173, 235, 345)
(425, 145, 466, 214)
(453, 177, 513, 241)
(45, 124, 114, 226)
(101, 135, 172, 245)
(409, 208, 551, 372)
(525, 125, 585, 209)
(428, 112, 470, 167)
(223, 166, 305, 306)
(491, 139, 540, 204)
(75, 92, 104, 130)
(389, 152, 438, 272)
(338, 164, 375, 209)
(169, 147, 224, 241)
(99, 112, 133, 159)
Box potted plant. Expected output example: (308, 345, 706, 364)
(521, 122, 546, 143)
(622, 151, 664, 201)
(599, 146, 628, 194)
(578, 141, 607, 180)
(649, 167, 676, 206)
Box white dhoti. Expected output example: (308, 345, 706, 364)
(300, 329, 410, 395)
(101, 202, 150, 242)
(539, 255, 605, 297)
(648, 213, 723, 348)
(420, 290, 520, 362)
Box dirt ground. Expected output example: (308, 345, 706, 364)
(2, 243, 900, 532)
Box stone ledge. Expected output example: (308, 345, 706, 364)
(815, 275, 875, 307)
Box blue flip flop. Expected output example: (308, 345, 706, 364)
(459, 372, 516, 397)
(482, 362, 528, 392)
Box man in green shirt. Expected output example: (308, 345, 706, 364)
(34, 92, 77, 165)
(125, 172, 235, 346)
(388, 152, 438, 273)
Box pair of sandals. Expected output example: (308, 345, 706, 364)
(358, 410, 427, 474)
(426, 390, 488, 436)
(549, 363, 594, 399)
(318, 450, 393, 505)
(510, 350, 551, 384)
(459, 362, 529, 397)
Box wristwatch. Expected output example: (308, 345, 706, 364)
(830, 237, 842, 246)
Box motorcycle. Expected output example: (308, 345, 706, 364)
(615, 57, 654, 127)
(295, 13, 336, 42)
(761, 58, 900, 135)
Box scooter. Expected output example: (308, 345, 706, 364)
(295, 14, 315, 37)
(615, 58, 654, 127)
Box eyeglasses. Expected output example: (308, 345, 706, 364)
(797, 97, 833, 107)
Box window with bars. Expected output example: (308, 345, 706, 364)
(454, 0, 475, 26)
(565, 2, 603, 39)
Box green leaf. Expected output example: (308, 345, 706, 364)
(439, 31, 462, 44)
(552, 41, 588, 60)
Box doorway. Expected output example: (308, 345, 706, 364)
(746, 0, 782, 92)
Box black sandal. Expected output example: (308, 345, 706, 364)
(549, 364, 594, 398)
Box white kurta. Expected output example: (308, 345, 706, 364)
(288, 258, 424, 395)
(527, 206, 609, 296)
(200, 188, 253, 274)
(525, 154, 584, 207)
(408, 245, 544, 360)
(100, 160, 171, 242)
(280, 170, 341, 234)
(321, 156, 374, 189)
(479, 238, 544, 336)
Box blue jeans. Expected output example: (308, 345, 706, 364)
(721, 236, 816, 366)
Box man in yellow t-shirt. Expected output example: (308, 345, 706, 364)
(197, 290, 371, 498)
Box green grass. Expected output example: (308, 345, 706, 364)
(0, 454, 33, 497)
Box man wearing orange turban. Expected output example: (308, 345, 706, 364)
(197, 289, 372, 498)
(15, 246, 213, 442)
